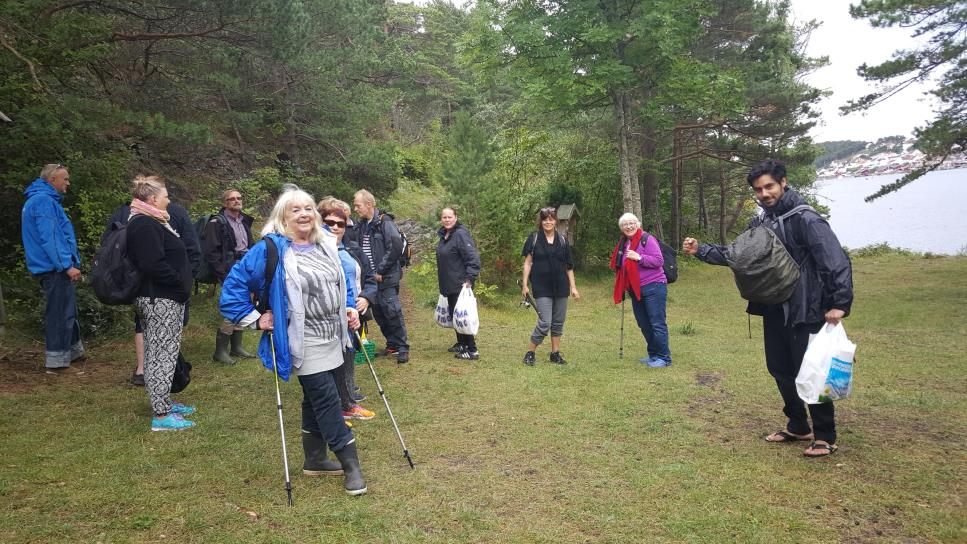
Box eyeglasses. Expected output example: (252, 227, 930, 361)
(324, 219, 346, 228)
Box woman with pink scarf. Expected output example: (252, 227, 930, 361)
(126, 175, 196, 431)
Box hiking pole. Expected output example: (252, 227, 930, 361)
(619, 295, 625, 359)
(748, 314, 752, 339)
(354, 330, 414, 469)
(267, 331, 294, 506)
(516, 279, 539, 316)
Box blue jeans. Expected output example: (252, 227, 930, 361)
(630, 282, 671, 363)
(298, 370, 354, 452)
(37, 271, 83, 368)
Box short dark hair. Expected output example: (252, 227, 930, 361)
(747, 159, 787, 186)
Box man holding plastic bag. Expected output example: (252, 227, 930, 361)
(683, 160, 853, 457)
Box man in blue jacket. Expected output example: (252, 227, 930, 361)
(21, 164, 85, 372)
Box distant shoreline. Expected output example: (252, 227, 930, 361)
(817, 165, 967, 181)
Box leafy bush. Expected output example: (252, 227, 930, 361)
(849, 243, 916, 258)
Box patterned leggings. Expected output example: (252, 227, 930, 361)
(134, 297, 185, 416)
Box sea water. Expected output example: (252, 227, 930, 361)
(813, 169, 967, 255)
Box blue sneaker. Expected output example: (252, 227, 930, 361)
(151, 413, 196, 431)
(171, 402, 196, 416)
(639, 357, 652, 365)
(646, 358, 670, 368)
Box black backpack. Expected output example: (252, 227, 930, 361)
(376, 212, 412, 268)
(257, 237, 280, 313)
(726, 205, 814, 305)
(194, 213, 225, 283)
(644, 232, 678, 284)
(91, 221, 142, 305)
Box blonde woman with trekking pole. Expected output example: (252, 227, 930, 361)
(220, 185, 367, 496)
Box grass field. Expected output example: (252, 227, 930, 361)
(1, 253, 964, 543)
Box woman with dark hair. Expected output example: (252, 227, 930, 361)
(521, 206, 580, 366)
(125, 175, 196, 431)
(435, 207, 481, 360)
(319, 201, 377, 421)
(221, 186, 367, 495)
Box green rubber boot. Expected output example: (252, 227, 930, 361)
(212, 331, 236, 365)
(230, 330, 256, 359)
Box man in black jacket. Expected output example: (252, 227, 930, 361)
(352, 189, 410, 363)
(683, 159, 853, 457)
(204, 189, 256, 365)
(105, 201, 200, 385)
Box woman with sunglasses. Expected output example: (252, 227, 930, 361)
(521, 206, 580, 366)
(436, 206, 481, 359)
(319, 200, 378, 422)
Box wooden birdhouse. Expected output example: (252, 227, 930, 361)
(555, 204, 580, 245)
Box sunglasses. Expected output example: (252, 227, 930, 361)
(324, 219, 346, 228)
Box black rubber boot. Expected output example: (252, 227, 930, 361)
(212, 331, 236, 365)
(230, 330, 256, 359)
(302, 431, 343, 476)
(334, 441, 368, 496)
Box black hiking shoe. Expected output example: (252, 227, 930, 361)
(549, 352, 567, 365)
(396, 352, 409, 364)
(523, 351, 536, 366)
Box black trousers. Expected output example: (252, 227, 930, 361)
(446, 292, 477, 351)
(372, 286, 409, 353)
(762, 306, 836, 444)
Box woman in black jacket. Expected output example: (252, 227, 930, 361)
(126, 175, 196, 432)
(436, 207, 481, 360)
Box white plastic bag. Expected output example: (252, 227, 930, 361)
(796, 322, 856, 404)
(434, 294, 452, 328)
(452, 286, 479, 335)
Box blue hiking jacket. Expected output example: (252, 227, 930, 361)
(220, 233, 293, 380)
(21, 179, 80, 274)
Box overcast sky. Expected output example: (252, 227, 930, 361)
(789, 0, 935, 142)
(406, 0, 936, 143)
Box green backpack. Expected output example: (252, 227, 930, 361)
(726, 205, 814, 305)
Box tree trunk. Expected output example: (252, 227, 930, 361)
(719, 161, 727, 245)
(640, 120, 661, 235)
(0, 281, 6, 336)
(220, 89, 246, 153)
(670, 128, 683, 248)
(697, 158, 708, 234)
(612, 89, 641, 219)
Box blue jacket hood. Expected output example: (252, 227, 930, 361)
(24, 178, 63, 201)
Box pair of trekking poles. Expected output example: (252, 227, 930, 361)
(266, 327, 414, 506)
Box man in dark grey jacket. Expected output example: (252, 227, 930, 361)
(352, 189, 410, 363)
(683, 159, 853, 458)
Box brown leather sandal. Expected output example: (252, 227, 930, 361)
(764, 429, 814, 443)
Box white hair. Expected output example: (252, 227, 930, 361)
(262, 185, 325, 243)
(618, 212, 640, 228)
